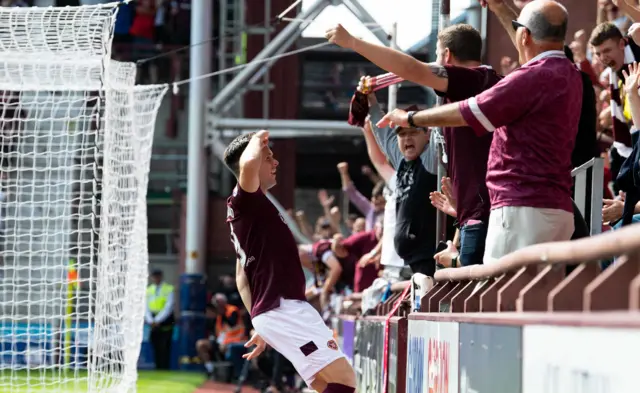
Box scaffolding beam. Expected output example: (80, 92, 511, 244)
(207, 118, 361, 142)
(216, 4, 327, 115)
(209, 0, 331, 115)
(341, 0, 390, 45)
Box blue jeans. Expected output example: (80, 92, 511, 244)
(459, 222, 488, 266)
(601, 214, 640, 270)
(225, 342, 247, 379)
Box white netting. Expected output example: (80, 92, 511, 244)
(0, 3, 168, 392)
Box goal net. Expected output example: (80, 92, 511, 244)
(0, 4, 168, 392)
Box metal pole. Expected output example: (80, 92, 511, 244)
(178, 0, 212, 372)
(388, 22, 398, 112)
(341, 0, 390, 45)
(263, 0, 272, 118)
(185, 0, 212, 275)
(209, 0, 330, 114)
(435, 0, 450, 246)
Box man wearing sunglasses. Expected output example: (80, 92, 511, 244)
(378, 0, 581, 264)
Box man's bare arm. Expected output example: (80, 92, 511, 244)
(412, 103, 468, 128)
(363, 119, 395, 183)
(350, 39, 449, 92)
(236, 259, 252, 312)
(485, 1, 519, 49)
(327, 24, 448, 91)
(321, 256, 343, 308)
(621, 0, 640, 22)
(238, 131, 268, 193)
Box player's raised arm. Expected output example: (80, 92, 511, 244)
(238, 130, 269, 193)
(326, 24, 449, 92)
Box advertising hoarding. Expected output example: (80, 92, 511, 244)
(407, 319, 459, 393)
(459, 323, 522, 393)
(523, 325, 640, 393)
(354, 319, 385, 393)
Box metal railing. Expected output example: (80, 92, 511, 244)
(429, 223, 640, 313)
(572, 157, 605, 235)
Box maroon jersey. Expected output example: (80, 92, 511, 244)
(226, 185, 306, 318)
(342, 230, 379, 292)
(311, 240, 355, 290)
(435, 65, 503, 226)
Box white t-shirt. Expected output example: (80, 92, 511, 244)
(381, 174, 404, 267)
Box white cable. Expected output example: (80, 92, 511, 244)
(171, 25, 385, 94)
(277, 0, 303, 19)
(280, 16, 382, 27)
(172, 42, 331, 93)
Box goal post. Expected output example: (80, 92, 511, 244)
(0, 3, 168, 392)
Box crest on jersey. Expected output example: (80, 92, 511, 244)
(327, 340, 338, 350)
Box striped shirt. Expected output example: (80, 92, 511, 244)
(609, 38, 640, 158)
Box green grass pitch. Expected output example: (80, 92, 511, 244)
(0, 370, 207, 393)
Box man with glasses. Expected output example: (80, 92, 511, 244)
(378, 0, 581, 263)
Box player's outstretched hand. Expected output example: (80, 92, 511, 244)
(243, 332, 267, 360)
(377, 109, 409, 129)
(325, 24, 355, 49)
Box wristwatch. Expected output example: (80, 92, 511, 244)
(407, 111, 417, 128)
(451, 255, 458, 268)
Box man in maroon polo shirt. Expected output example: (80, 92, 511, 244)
(378, 0, 581, 263)
(326, 23, 501, 266)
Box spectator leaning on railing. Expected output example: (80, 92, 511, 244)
(377, 0, 581, 264)
(327, 23, 501, 267)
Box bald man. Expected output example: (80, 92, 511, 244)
(378, 0, 582, 263)
(481, 0, 599, 244)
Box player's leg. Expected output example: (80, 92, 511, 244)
(251, 299, 355, 392)
(309, 357, 356, 392)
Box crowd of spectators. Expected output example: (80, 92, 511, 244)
(309, 0, 640, 317)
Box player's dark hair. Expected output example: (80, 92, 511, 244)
(371, 181, 385, 198)
(223, 132, 256, 176)
(437, 24, 482, 62)
(589, 22, 623, 47)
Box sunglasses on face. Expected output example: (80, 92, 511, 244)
(511, 20, 529, 33)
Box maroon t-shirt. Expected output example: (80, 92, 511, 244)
(435, 65, 502, 226)
(226, 185, 306, 318)
(311, 240, 355, 290)
(459, 51, 582, 213)
(342, 231, 380, 293)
